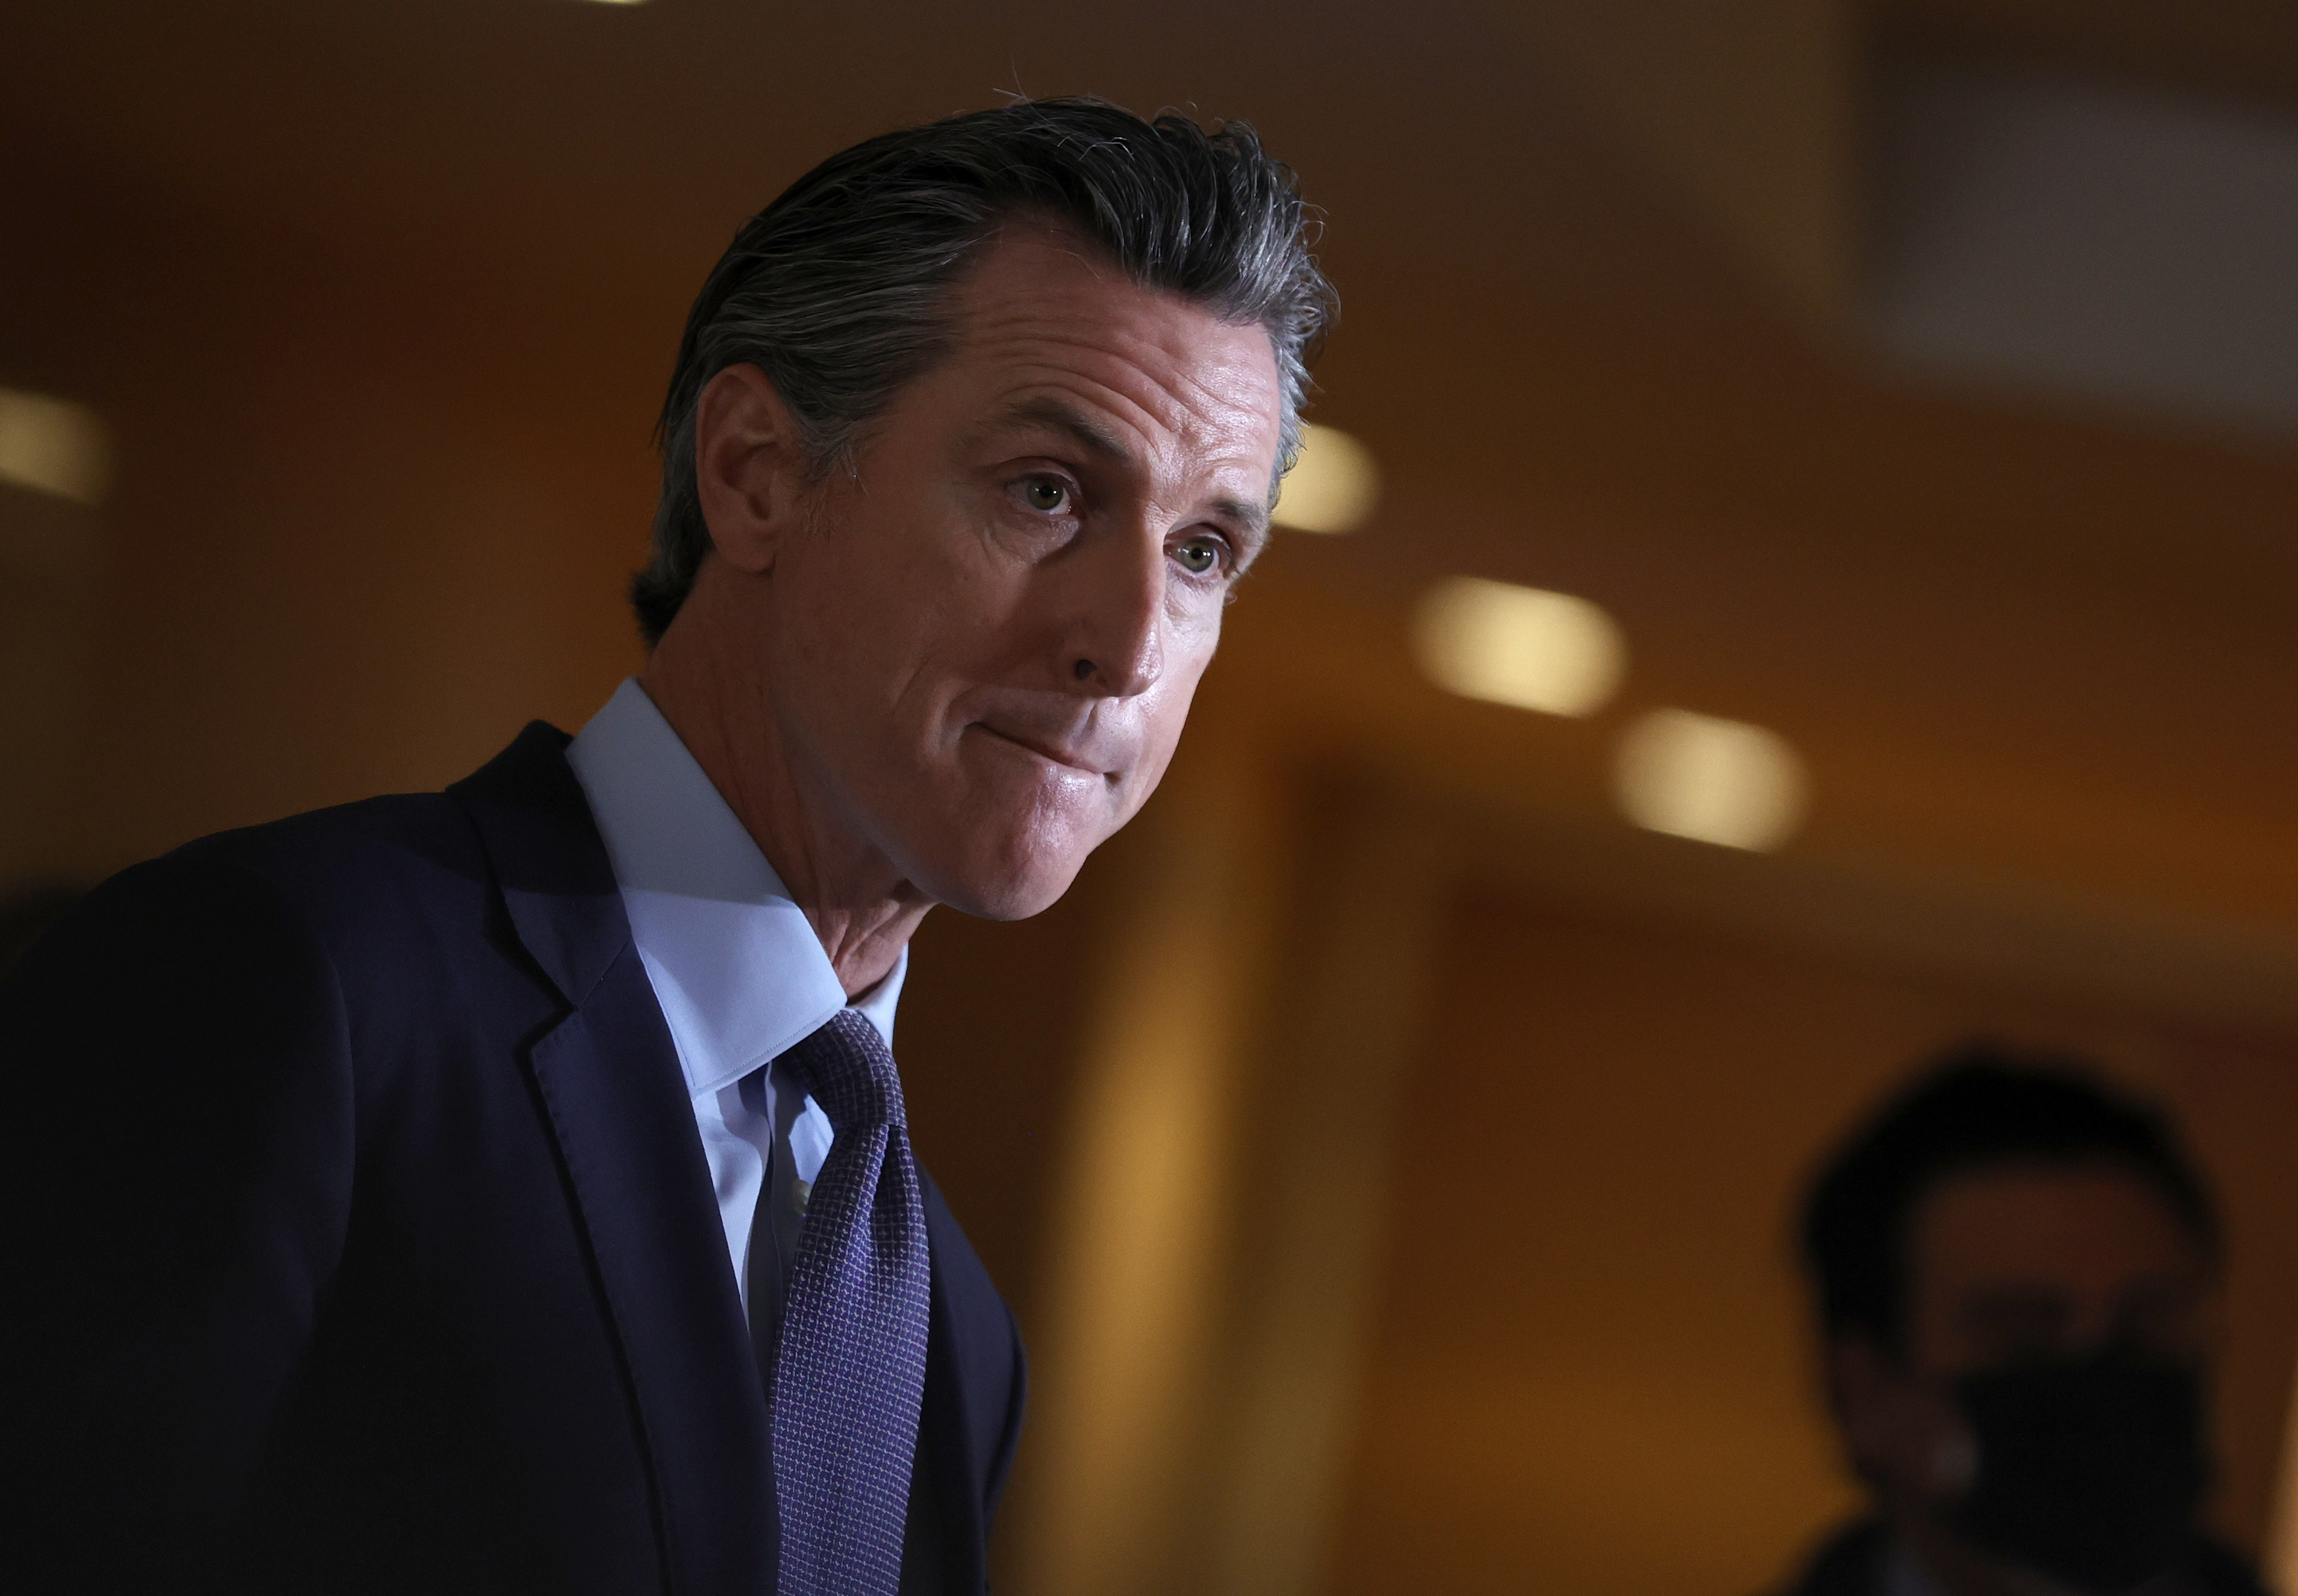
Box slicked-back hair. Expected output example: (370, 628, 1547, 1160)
(632, 97, 1335, 644)
(1799, 1047, 2220, 1355)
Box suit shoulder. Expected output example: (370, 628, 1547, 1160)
(21, 774, 531, 1026)
(181, 787, 484, 879)
(161, 785, 500, 944)
(9, 790, 485, 1013)
(165, 719, 582, 924)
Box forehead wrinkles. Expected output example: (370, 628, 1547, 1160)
(953, 269, 1280, 474)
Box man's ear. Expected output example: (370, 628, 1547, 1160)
(693, 363, 810, 575)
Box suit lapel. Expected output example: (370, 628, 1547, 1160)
(530, 962, 777, 1596)
(453, 723, 776, 1596)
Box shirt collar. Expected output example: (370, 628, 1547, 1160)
(564, 677, 904, 1098)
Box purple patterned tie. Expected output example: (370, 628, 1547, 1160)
(770, 1009, 931, 1596)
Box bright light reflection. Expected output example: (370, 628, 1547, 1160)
(0, 388, 111, 506)
(1614, 708, 1807, 851)
(1273, 423, 1378, 534)
(1410, 576, 1626, 717)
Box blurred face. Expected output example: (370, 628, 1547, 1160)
(757, 230, 1282, 919)
(1831, 1162, 2216, 1515)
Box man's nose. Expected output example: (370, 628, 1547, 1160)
(1061, 523, 1165, 698)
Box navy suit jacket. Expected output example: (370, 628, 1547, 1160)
(5, 724, 1025, 1593)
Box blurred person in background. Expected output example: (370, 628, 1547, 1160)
(1, 98, 1330, 1595)
(1775, 1050, 2270, 1596)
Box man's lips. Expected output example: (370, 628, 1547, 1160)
(974, 723, 1117, 780)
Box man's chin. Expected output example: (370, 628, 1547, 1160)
(915, 839, 1093, 923)
(941, 866, 1087, 923)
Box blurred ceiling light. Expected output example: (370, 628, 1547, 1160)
(0, 388, 111, 506)
(1272, 422, 1378, 534)
(1410, 576, 1626, 717)
(1613, 709, 1807, 852)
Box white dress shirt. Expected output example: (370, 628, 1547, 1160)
(564, 677, 904, 1323)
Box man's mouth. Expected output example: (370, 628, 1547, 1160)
(975, 723, 1114, 781)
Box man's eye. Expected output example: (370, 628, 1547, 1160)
(1175, 536, 1224, 576)
(1020, 477, 1071, 513)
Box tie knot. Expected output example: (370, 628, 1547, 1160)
(786, 1009, 905, 1133)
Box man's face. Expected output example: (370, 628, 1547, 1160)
(1903, 1163, 2212, 1376)
(1832, 1162, 2217, 1512)
(755, 228, 1282, 919)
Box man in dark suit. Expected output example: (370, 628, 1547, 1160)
(5, 98, 1333, 1594)
(1772, 1052, 2271, 1596)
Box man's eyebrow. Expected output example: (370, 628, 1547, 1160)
(1211, 493, 1272, 546)
(993, 396, 1136, 466)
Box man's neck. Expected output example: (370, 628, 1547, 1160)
(637, 603, 930, 1000)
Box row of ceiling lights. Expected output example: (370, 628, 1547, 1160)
(1274, 423, 1810, 853)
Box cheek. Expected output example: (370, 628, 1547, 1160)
(1141, 622, 1222, 746)
(789, 563, 984, 734)
(777, 606, 892, 761)
(895, 565, 1046, 708)
(1854, 1379, 1964, 1496)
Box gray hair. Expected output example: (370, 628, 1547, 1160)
(632, 97, 1336, 644)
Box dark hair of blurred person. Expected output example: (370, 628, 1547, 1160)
(1771, 1047, 2268, 1596)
